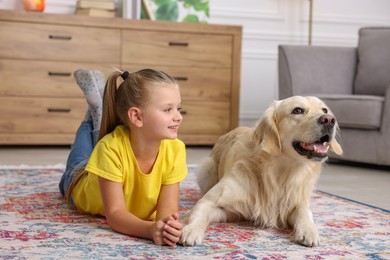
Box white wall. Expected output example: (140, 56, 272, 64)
(4, 0, 390, 126)
(210, 0, 390, 126)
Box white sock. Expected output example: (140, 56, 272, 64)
(74, 69, 106, 131)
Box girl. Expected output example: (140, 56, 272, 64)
(59, 68, 188, 247)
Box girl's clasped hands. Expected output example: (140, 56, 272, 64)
(153, 213, 183, 247)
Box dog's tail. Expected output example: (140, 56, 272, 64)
(196, 157, 218, 194)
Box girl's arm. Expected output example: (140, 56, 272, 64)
(98, 177, 178, 246)
(156, 183, 183, 245)
(156, 183, 180, 220)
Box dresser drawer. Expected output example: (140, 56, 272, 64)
(0, 133, 77, 145)
(179, 100, 230, 135)
(122, 30, 232, 68)
(0, 59, 117, 97)
(123, 65, 231, 100)
(0, 97, 87, 133)
(0, 22, 120, 63)
(0, 10, 241, 145)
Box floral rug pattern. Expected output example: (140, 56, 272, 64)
(0, 167, 389, 259)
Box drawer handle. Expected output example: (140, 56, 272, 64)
(48, 72, 72, 77)
(180, 110, 187, 115)
(169, 41, 189, 47)
(49, 35, 72, 40)
(174, 77, 188, 81)
(47, 108, 71, 113)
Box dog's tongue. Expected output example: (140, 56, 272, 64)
(301, 142, 329, 154)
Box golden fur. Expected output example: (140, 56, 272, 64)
(181, 96, 343, 247)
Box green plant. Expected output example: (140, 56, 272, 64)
(142, 0, 209, 23)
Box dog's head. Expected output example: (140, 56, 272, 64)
(253, 96, 343, 162)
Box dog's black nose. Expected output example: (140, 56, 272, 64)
(318, 114, 335, 127)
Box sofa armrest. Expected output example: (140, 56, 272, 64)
(278, 45, 358, 99)
(376, 83, 390, 165)
(380, 84, 390, 133)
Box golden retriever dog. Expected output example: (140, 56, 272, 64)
(181, 96, 343, 247)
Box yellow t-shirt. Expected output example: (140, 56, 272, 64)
(71, 125, 188, 221)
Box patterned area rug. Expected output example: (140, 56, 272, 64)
(0, 166, 389, 259)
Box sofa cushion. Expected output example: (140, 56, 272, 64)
(316, 94, 384, 130)
(279, 45, 357, 97)
(354, 27, 390, 96)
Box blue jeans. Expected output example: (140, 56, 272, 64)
(59, 120, 96, 197)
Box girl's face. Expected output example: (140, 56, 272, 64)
(140, 84, 183, 141)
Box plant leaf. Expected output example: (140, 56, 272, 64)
(155, 2, 179, 21)
(182, 14, 199, 23)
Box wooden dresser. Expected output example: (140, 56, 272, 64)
(0, 10, 242, 145)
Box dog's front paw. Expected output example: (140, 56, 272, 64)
(180, 224, 206, 246)
(294, 224, 320, 247)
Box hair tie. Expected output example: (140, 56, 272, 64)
(121, 71, 129, 80)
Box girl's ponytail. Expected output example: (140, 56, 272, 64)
(98, 71, 122, 141)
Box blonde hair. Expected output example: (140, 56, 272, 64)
(99, 68, 177, 140)
(65, 68, 178, 207)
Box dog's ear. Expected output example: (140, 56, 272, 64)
(253, 103, 281, 154)
(330, 126, 343, 155)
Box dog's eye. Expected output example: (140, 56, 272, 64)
(322, 108, 328, 113)
(292, 107, 304, 114)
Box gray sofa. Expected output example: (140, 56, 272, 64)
(278, 27, 390, 166)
